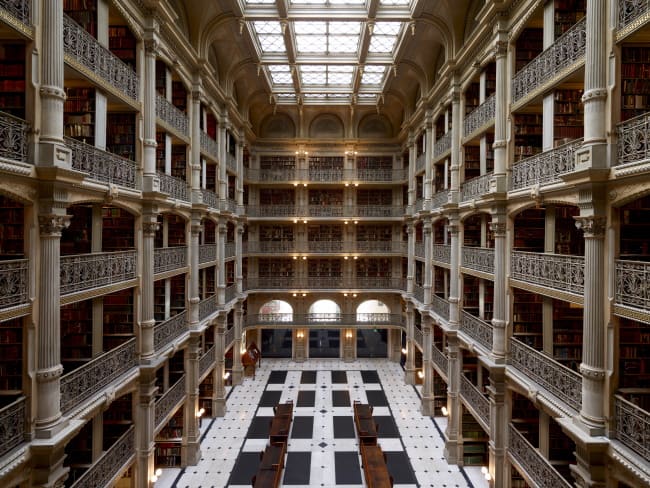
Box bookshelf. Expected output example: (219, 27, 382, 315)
(355, 258, 391, 278)
(102, 206, 135, 251)
(553, 300, 583, 371)
(172, 81, 187, 112)
(199, 375, 214, 417)
(259, 188, 295, 205)
(485, 132, 494, 172)
(433, 267, 447, 298)
(619, 195, 650, 259)
(463, 276, 479, 317)
(61, 300, 93, 371)
(108, 25, 136, 69)
(465, 82, 480, 115)
(356, 225, 392, 242)
(554, 0, 585, 39)
(0, 317, 23, 397)
(463, 215, 482, 247)
(483, 281, 494, 322)
(307, 259, 342, 277)
(61, 205, 92, 256)
(621, 46, 650, 121)
(462, 352, 479, 384)
(260, 225, 294, 242)
(64, 87, 95, 145)
(554, 205, 582, 255)
(107, 113, 136, 161)
(512, 289, 543, 349)
(199, 266, 216, 297)
(64, 0, 97, 37)
(167, 215, 186, 246)
(308, 156, 344, 170)
(356, 155, 392, 169)
(485, 63, 496, 97)
(513, 208, 545, 252)
(511, 391, 539, 445)
(308, 189, 343, 206)
(461, 406, 488, 465)
(260, 155, 296, 169)
(356, 189, 392, 205)
(205, 111, 217, 139)
(103, 289, 134, 351)
(515, 28, 543, 72)
(256, 259, 291, 277)
(0, 196, 24, 258)
(514, 113, 542, 162)
(549, 418, 575, 482)
(307, 225, 342, 242)
(154, 280, 166, 322)
(156, 131, 166, 172)
(155, 407, 184, 468)
(205, 163, 217, 192)
(228, 175, 236, 200)
(512, 466, 532, 488)
(226, 261, 235, 285)
(170, 275, 185, 316)
(65, 421, 93, 485)
(104, 393, 133, 448)
(434, 161, 446, 192)
(0, 42, 26, 118)
(169, 351, 184, 384)
(619, 318, 650, 388)
(554, 89, 584, 145)
(171, 145, 187, 181)
(156, 60, 167, 96)
(433, 372, 447, 415)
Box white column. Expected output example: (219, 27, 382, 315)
(141, 210, 158, 360)
(406, 223, 415, 294)
(236, 223, 244, 294)
(213, 316, 227, 416)
(448, 218, 460, 329)
(423, 219, 432, 306)
(231, 304, 244, 385)
(407, 134, 416, 206)
(490, 213, 507, 361)
(190, 87, 202, 202)
(424, 110, 434, 202)
(444, 335, 461, 464)
(142, 37, 159, 192)
(188, 215, 202, 330)
(183, 337, 201, 465)
(217, 220, 226, 304)
(449, 88, 461, 203)
(582, 0, 607, 146)
(404, 303, 416, 384)
(492, 36, 508, 191)
(420, 316, 435, 415)
(487, 367, 507, 487)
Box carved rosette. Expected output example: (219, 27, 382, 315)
(38, 214, 71, 236)
(575, 216, 606, 238)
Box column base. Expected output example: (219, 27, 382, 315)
(404, 368, 416, 385)
(213, 398, 227, 417)
(231, 367, 244, 386)
(182, 441, 202, 467)
(443, 439, 461, 465)
(420, 396, 435, 416)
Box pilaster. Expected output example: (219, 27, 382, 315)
(342, 329, 355, 363)
(487, 366, 507, 488)
(231, 304, 244, 385)
(492, 33, 508, 192)
(213, 316, 227, 416)
(404, 303, 416, 384)
(449, 86, 461, 201)
(448, 218, 460, 330)
(183, 336, 201, 466)
(217, 220, 227, 305)
(142, 34, 160, 193)
(420, 316, 435, 415)
(424, 110, 434, 202)
(444, 334, 462, 464)
(406, 222, 415, 294)
(236, 223, 244, 294)
(135, 369, 157, 488)
(188, 216, 202, 330)
(489, 212, 507, 362)
(293, 329, 307, 362)
(190, 85, 202, 202)
(423, 219, 432, 306)
(140, 209, 159, 361)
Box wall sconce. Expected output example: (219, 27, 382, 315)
(417, 370, 424, 379)
(292, 293, 297, 297)
(344, 220, 349, 224)
(345, 183, 349, 187)
(354, 220, 358, 224)
(345, 331, 353, 339)
(302, 256, 307, 260)
(344, 256, 349, 260)
(343, 293, 348, 297)
(302, 293, 307, 296)
(223, 371, 231, 380)
(401, 347, 407, 354)
(303, 219, 308, 223)
(293, 218, 298, 223)
(441, 406, 448, 416)
(151, 468, 163, 483)
(196, 407, 205, 418)
(352, 293, 357, 297)
(296, 331, 304, 339)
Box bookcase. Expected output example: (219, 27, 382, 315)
(465, 82, 480, 115)
(259, 188, 295, 205)
(226, 261, 235, 285)
(485, 132, 494, 172)
(355, 258, 391, 277)
(308, 156, 343, 170)
(483, 281, 494, 322)
(621, 46, 650, 121)
(485, 63, 496, 97)
(433, 372, 447, 415)
(433, 267, 447, 298)
(356, 155, 392, 169)
(0, 196, 24, 258)
(64, 0, 97, 37)
(463, 215, 482, 247)
(103, 289, 134, 351)
(155, 407, 184, 467)
(416, 176, 424, 199)
(61, 300, 93, 371)
(511, 391, 539, 445)
(434, 161, 446, 192)
(619, 195, 650, 259)
(356, 189, 392, 205)
(205, 163, 217, 192)
(356, 225, 392, 242)
(156, 131, 166, 172)
(199, 375, 214, 417)
(169, 351, 185, 384)
(65, 421, 93, 485)
(0, 42, 26, 118)
(154, 280, 166, 322)
(109, 25, 136, 69)
(462, 352, 479, 384)
(172, 81, 187, 112)
(260, 155, 296, 169)
(554, 205, 583, 255)
(511, 466, 532, 488)
(61, 205, 92, 256)
(463, 276, 479, 317)
(307, 259, 342, 277)
(64, 87, 95, 145)
(102, 206, 135, 251)
(554, 0, 585, 39)
(512, 289, 543, 349)
(260, 225, 294, 242)
(199, 266, 216, 298)
(549, 418, 575, 482)
(107, 113, 136, 161)
(461, 406, 488, 465)
(308, 189, 343, 206)
(307, 225, 342, 242)
(258, 259, 294, 277)
(619, 318, 650, 388)
(167, 215, 186, 246)
(228, 175, 236, 200)
(554, 89, 584, 144)
(513, 208, 545, 252)
(0, 317, 22, 397)
(171, 145, 187, 181)
(552, 299, 583, 371)
(515, 28, 543, 72)
(104, 393, 133, 448)
(204, 111, 217, 139)
(513, 113, 542, 162)
(155, 60, 167, 96)
(170, 275, 185, 316)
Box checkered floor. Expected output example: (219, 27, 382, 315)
(157, 359, 486, 488)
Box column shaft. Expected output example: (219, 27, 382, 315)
(141, 212, 158, 359)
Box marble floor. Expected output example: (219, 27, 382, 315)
(156, 358, 488, 488)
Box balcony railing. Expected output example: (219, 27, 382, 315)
(615, 394, 650, 462)
(244, 167, 408, 183)
(245, 276, 296, 289)
(224, 242, 236, 259)
(0, 111, 29, 163)
(199, 295, 217, 321)
(509, 338, 582, 411)
(431, 189, 450, 210)
(245, 205, 404, 218)
(512, 17, 586, 104)
(225, 326, 235, 348)
(308, 241, 344, 253)
(460, 311, 493, 351)
(355, 205, 404, 218)
(617, 112, 650, 166)
(307, 276, 345, 289)
(155, 375, 186, 430)
(155, 94, 188, 137)
(414, 241, 425, 259)
(60, 338, 136, 414)
(413, 326, 423, 349)
(508, 424, 572, 488)
(200, 131, 219, 161)
(247, 241, 297, 254)
(66, 137, 140, 190)
(199, 345, 216, 379)
(0, 396, 26, 458)
(0, 0, 31, 25)
(70, 426, 135, 488)
(511, 251, 584, 295)
(354, 241, 406, 254)
(431, 294, 450, 321)
(461, 172, 493, 202)
(199, 244, 217, 264)
(226, 152, 237, 173)
(509, 139, 581, 191)
(245, 168, 297, 182)
(245, 313, 404, 328)
(201, 189, 219, 209)
(413, 199, 425, 214)
(308, 205, 344, 217)
(413, 283, 425, 303)
(460, 376, 490, 428)
(221, 199, 239, 214)
(615, 259, 650, 313)
(154, 246, 187, 274)
(308, 168, 343, 182)
(157, 171, 189, 202)
(464, 93, 496, 138)
(415, 153, 426, 173)
(462, 247, 495, 274)
(432, 244, 451, 264)
(225, 284, 237, 303)
(60, 251, 137, 295)
(352, 168, 408, 182)
(154, 311, 187, 352)
(0, 258, 28, 308)
(354, 277, 405, 290)
(63, 15, 138, 101)
(245, 276, 405, 291)
(434, 132, 452, 159)
(619, 0, 650, 31)
(432, 344, 448, 374)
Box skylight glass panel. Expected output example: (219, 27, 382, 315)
(254, 21, 282, 34)
(296, 35, 327, 53)
(300, 66, 327, 84)
(361, 65, 386, 84)
(294, 21, 326, 34)
(303, 93, 327, 99)
(259, 35, 287, 52)
(374, 22, 401, 35)
(329, 35, 359, 53)
(245, 0, 276, 3)
(329, 22, 361, 35)
(328, 66, 354, 84)
(379, 0, 411, 4)
(268, 66, 293, 84)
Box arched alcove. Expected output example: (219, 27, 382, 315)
(260, 113, 296, 138)
(308, 299, 341, 321)
(309, 114, 344, 138)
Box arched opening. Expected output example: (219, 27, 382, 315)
(308, 299, 341, 358)
(259, 300, 293, 358)
(356, 300, 390, 358)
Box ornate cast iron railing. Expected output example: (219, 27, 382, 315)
(0, 111, 29, 163)
(413, 284, 425, 304)
(432, 244, 451, 264)
(434, 132, 452, 159)
(509, 338, 582, 411)
(245, 313, 403, 328)
(66, 137, 139, 189)
(509, 139, 581, 191)
(615, 394, 650, 462)
(460, 311, 493, 351)
(247, 241, 297, 254)
(413, 326, 423, 349)
(70, 426, 135, 488)
(225, 284, 237, 303)
(354, 277, 405, 290)
(0, 396, 26, 458)
(511, 251, 584, 295)
(354, 205, 403, 218)
(308, 168, 343, 182)
(60, 338, 136, 414)
(224, 242, 236, 259)
(200, 131, 219, 161)
(464, 93, 496, 138)
(307, 241, 344, 253)
(617, 112, 650, 166)
(615, 259, 650, 312)
(431, 294, 450, 321)
(155, 375, 186, 429)
(353, 168, 408, 182)
(221, 199, 239, 214)
(245, 205, 296, 217)
(226, 152, 237, 173)
(354, 241, 405, 254)
(0, 0, 31, 25)
(154, 246, 187, 274)
(60, 251, 136, 295)
(460, 376, 490, 427)
(225, 326, 235, 348)
(157, 171, 189, 202)
(63, 15, 138, 101)
(414, 241, 425, 259)
(244, 276, 295, 289)
(307, 205, 344, 217)
(508, 423, 572, 488)
(199, 244, 217, 264)
(431, 189, 450, 210)
(306, 276, 344, 289)
(461, 172, 493, 202)
(154, 311, 187, 352)
(462, 246, 495, 274)
(619, 0, 650, 31)
(413, 199, 425, 214)
(0, 258, 28, 308)
(201, 189, 219, 209)
(512, 17, 586, 104)
(199, 345, 216, 379)
(155, 94, 188, 137)
(244, 168, 297, 182)
(415, 153, 426, 173)
(432, 344, 448, 374)
(199, 295, 217, 321)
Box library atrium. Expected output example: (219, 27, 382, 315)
(0, 0, 649, 487)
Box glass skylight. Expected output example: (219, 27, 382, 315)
(300, 65, 354, 85)
(360, 65, 386, 85)
(294, 21, 360, 54)
(254, 22, 286, 53)
(379, 0, 411, 5)
(268, 65, 293, 84)
(291, 0, 365, 4)
(369, 22, 401, 53)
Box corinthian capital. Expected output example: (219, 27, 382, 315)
(38, 214, 71, 236)
(574, 216, 606, 238)
(142, 220, 160, 236)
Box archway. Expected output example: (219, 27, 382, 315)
(356, 300, 389, 358)
(308, 299, 341, 358)
(259, 300, 293, 358)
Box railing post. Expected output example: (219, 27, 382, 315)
(182, 335, 201, 465)
(420, 316, 435, 415)
(213, 316, 227, 416)
(404, 302, 416, 384)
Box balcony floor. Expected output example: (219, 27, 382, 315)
(157, 358, 487, 488)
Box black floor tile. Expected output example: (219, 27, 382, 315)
(267, 370, 287, 384)
(385, 451, 418, 484)
(332, 390, 350, 407)
(283, 452, 311, 484)
(331, 371, 347, 383)
(333, 416, 356, 438)
(247, 416, 273, 438)
(334, 451, 362, 484)
(361, 370, 380, 383)
(227, 452, 260, 485)
(291, 416, 314, 439)
(300, 370, 317, 384)
(366, 390, 389, 407)
(259, 390, 283, 407)
(296, 390, 316, 407)
(374, 415, 400, 437)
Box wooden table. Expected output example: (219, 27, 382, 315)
(273, 401, 293, 419)
(269, 414, 292, 444)
(360, 443, 392, 488)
